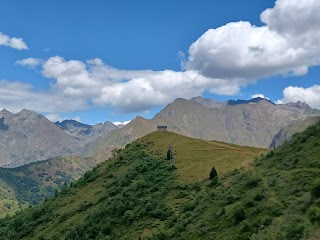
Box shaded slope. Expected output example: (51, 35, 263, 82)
(55, 120, 118, 144)
(270, 116, 320, 148)
(0, 155, 95, 218)
(1, 122, 320, 239)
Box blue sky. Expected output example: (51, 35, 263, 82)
(0, 0, 319, 125)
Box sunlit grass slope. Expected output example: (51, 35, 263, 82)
(139, 131, 266, 183)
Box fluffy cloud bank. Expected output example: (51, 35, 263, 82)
(277, 85, 320, 109)
(37, 56, 241, 112)
(0, 80, 87, 113)
(0, 32, 28, 50)
(8, 0, 320, 113)
(186, 0, 320, 79)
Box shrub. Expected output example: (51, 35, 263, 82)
(233, 208, 245, 225)
(308, 207, 320, 224)
(311, 180, 320, 199)
(123, 210, 135, 225)
(244, 175, 261, 189)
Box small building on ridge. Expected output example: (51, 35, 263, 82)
(157, 126, 167, 131)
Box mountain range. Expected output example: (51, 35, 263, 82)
(0, 109, 117, 167)
(86, 97, 320, 162)
(1, 97, 319, 168)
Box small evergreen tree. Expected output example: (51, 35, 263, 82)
(166, 149, 171, 160)
(166, 147, 173, 160)
(209, 166, 218, 180)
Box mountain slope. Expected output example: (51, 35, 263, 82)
(0, 109, 83, 167)
(270, 116, 320, 148)
(0, 131, 266, 239)
(0, 155, 95, 218)
(1, 122, 320, 239)
(0, 109, 118, 167)
(55, 120, 118, 144)
(83, 116, 159, 162)
(190, 96, 226, 109)
(155, 97, 320, 148)
(84, 97, 320, 164)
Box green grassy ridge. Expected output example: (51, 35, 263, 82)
(0, 123, 319, 239)
(138, 131, 266, 183)
(0, 155, 95, 218)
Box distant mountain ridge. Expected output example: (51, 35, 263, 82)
(55, 119, 118, 144)
(189, 96, 276, 108)
(0, 109, 82, 167)
(226, 97, 276, 106)
(86, 97, 320, 161)
(1, 97, 319, 167)
(0, 109, 118, 167)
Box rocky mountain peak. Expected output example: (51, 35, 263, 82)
(293, 101, 310, 109)
(227, 97, 275, 106)
(0, 108, 12, 118)
(56, 119, 91, 129)
(190, 96, 225, 109)
(16, 109, 41, 119)
(170, 98, 189, 105)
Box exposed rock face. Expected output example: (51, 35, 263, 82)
(190, 96, 226, 109)
(88, 97, 320, 161)
(0, 110, 118, 167)
(55, 120, 118, 144)
(0, 109, 83, 167)
(154, 97, 320, 148)
(270, 116, 320, 148)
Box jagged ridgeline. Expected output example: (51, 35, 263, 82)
(0, 122, 319, 239)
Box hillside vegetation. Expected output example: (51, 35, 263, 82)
(0, 156, 95, 218)
(0, 122, 320, 239)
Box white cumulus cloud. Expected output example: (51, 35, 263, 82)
(112, 120, 131, 126)
(5, 0, 320, 113)
(16, 58, 43, 68)
(277, 85, 320, 109)
(0, 32, 28, 50)
(39, 56, 241, 112)
(185, 0, 320, 81)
